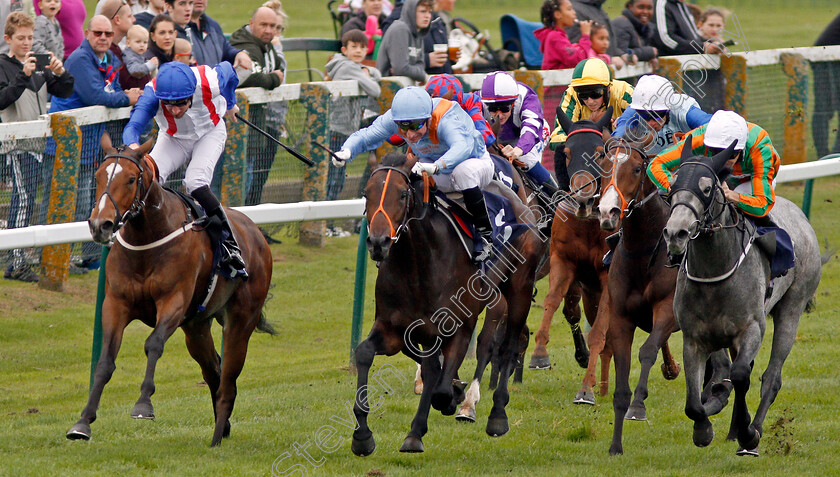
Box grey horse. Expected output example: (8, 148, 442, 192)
(662, 140, 822, 456)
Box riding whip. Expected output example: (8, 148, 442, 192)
(310, 140, 343, 161)
(234, 113, 315, 166)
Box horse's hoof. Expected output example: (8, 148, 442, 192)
(661, 361, 681, 380)
(608, 444, 623, 456)
(573, 390, 595, 405)
(692, 420, 715, 447)
(624, 405, 647, 421)
(431, 390, 453, 413)
(736, 447, 759, 457)
(455, 406, 476, 423)
(66, 423, 91, 441)
(739, 427, 761, 451)
(486, 417, 509, 437)
(414, 382, 423, 395)
(131, 402, 155, 420)
(399, 435, 424, 453)
(351, 434, 376, 457)
(528, 354, 551, 370)
(574, 350, 590, 369)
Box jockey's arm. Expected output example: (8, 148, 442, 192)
(515, 108, 544, 157)
(214, 61, 238, 112)
(685, 105, 714, 129)
(433, 118, 476, 172)
(612, 106, 637, 138)
(342, 111, 398, 158)
(731, 138, 778, 217)
(122, 85, 160, 146)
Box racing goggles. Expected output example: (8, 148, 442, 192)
(486, 101, 514, 113)
(394, 119, 426, 131)
(161, 98, 191, 107)
(636, 109, 669, 122)
(576, 87, 606, 100)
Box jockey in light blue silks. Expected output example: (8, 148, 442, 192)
(331, 86, 496, 262)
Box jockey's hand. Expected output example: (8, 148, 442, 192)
(332, 149, 351, 168)
(411, 162, 438, 176)
(225, 105, 240, 122)
(502, 145, 523, 161)
(721, 181, 740, 203)
(128, 142, 141, 150)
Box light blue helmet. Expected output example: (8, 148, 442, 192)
(391, 87, 433, 121)
(155, 62, 196, 101)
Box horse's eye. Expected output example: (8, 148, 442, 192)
(703, 185, 712, 195)
(633, 166, 642, 174)
(400, 190, 408, 199)
(128, 177, 136, 185)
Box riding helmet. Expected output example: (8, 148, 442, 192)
(480, 71, 519, 103)
(155, 62, 197, 101)
(629, 75, 674, 112)
(704, 111, 748, 151)
(425, 74, 464, 104)
(391, 87, 433, 121)
(569, 58, 613, 103)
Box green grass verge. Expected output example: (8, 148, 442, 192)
(1, 177, 838, 475)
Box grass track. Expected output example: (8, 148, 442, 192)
(0, 178, 838, 475)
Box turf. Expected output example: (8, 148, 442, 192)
(1, 177, 838, 475)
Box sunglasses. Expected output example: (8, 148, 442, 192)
(486, 102, 513, 113)
(636, 109, 669, 122)
(161, 98, 191, 107)
(109, 1, 128, 20)
(577, 89, 605, 101)
(395, 119, 426, 131)
(90, 30, 115, 38)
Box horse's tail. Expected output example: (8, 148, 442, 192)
(806, 239, 836, 314)
(256, 310, 277, 335)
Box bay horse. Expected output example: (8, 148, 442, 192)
(351, 152, 544, 455)
(66, 146, 273, 446)
(663, 141, 822, 455)
(596, 139, 683, 455)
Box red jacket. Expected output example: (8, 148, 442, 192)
(534, 26, 591, 70)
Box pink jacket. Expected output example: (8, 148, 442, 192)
(534, 26, 591, 70)
(588, 49, 611, 63)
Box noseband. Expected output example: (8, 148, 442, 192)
(368, 166, 414, 242)
(99, 152, 153, 232)
(605, 142, 657, 219)
(668, 161, 741, 238)
(566, 127, 607, 202)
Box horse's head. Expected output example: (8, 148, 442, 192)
(556, 106, 613, 218)
(363, 152, 419, 262)
(663, 137, 737, 256)
(598, 139, 650, 231)
(88, 141, 155, 244)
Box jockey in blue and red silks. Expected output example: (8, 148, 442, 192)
(331, 86, 496, 262)
(122, 61, 247, 278)
(425, 74, 496, 148)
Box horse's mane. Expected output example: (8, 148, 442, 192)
(381, 152, 408, 167)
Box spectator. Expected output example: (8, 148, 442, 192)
(588, 22, 611, 64)
(422, 1, 451, 75)
(324, 29, 382, 231)
(610, 0, 658, 66)
(652, 0, 721, 55)
(379, 0, 402, 35)
(34, 0, 85, 60)
(47, 15, 142, 270)
(122, 24, 157, 87)
(100, 0, 137, 88)
(173, 37, 192, 64)
(565, 0, 626, 68)
(146, 15, 175, 66)
(134, 0, 165, 30)
(230, 6, 288, 206)
(341, 0, 386, 40)
(377, 0, 433, 84)
(0, 0, 34, 56)
(185, 0, 251, 69)
(164, 0, 193, 35)
(0, 11, 73, 282)
(534, 0, 592, 70)
(697, 8, 726, 42)
(812, 12, 840, 159)
(33, 0, 64, 60)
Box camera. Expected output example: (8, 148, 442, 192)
(33, 54, 51, 71)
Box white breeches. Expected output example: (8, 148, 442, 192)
(432, 151, 494, 192)
(150, 120, 227, 193)
(519, 138, 547, 169)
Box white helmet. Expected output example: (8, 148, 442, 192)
(704, 111, 748, 151)
(629, 75, 674, 112)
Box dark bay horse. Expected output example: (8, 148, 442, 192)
(352, 153, 545, 455)
(528, 110, 615, 405)
(66, 147, 273, 446)
(597, 139, 683, 455)
(663, 141, 822, 455)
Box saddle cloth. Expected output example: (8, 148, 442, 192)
(754, 224, 795, 279)
(165, 187, 227, 278)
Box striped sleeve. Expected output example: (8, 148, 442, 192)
(647, 128, 707, 190)
(733, 125, 780, 217)
(549, 88, 578, 147)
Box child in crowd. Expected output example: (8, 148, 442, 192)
(588, 23, 612, 65)
(122, 24, 157, 88)
(698, 8, 727, 42)
(324, 29, 382, 235)
(534, 0, 593, 70)
(173, 38, 193, 65)
(33, 0, 64, 60)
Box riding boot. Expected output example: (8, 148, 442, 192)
(553, 146, 570, 192)
(602, 231, 621, 268)
(191, 185, 249, 279)
(462, 187, 494, 263)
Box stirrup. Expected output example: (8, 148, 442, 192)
(473, 236, 493, 263)
(221, 241, 248, 279)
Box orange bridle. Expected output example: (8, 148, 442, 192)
(368, 167, 413, 241)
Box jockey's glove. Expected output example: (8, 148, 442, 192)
(411, 162, 438, 176)
(332, 149, 351, 167)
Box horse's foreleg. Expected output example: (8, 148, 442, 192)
(351, 327, 385, 457)
(183, 319, 222, 428)
(701, 349, 732, 417)
(575, 290, 608, 405)
(401, 353, 441, 453)
(458, 306, 502, 422)
(530, 258, 574, 370)
(683, 338, 714, 448)
(608, 316, 635, 456)
(731, 321, 765, 455)
(132, 303, 186, 420)
(626, 303, 678, 421)
(67, 299, 130, 440)
(432, 330, 471, 416)
(565, 283, 587, 368)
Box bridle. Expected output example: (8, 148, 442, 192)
(604, 141, 658, 220)
(98, 151, 153, 232)
(565, 127, 608, 202)
(667, 161, 743, 240)
(367, 166, 415, 242)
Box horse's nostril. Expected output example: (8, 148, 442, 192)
(101, 221, 114, 233)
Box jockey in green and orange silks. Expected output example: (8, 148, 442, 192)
(648, 111, 781, 218)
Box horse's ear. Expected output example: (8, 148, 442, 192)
(100, 131, 117, 157)
(555, 104, 573, 135)
(404, 150, 418, 171)
(138, 138, 154, 156)
(680, 134, 694, 160)
(596, 105, 614, 132)
(711, 139, 738, 172)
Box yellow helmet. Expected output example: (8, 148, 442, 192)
(569, 58, 613, 89)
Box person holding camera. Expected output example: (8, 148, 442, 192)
(0, 12, 74, 282)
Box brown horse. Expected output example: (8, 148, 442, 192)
(66, 146, 273, 446)
(597, 139, 682, 455)
(351, 153, 545, 455)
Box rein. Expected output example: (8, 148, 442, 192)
(368, 166, 432, 242)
